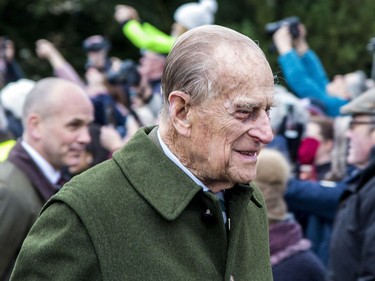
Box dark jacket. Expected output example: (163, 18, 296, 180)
(0, 142, 57, 280)
(10, 126, 273, 281)
(285, 178, 346, 266)
(328, 148, 375, 281)
(273, 251, 327, 281)
(285, 166, 360, 266)
(270, 219, 327, 281)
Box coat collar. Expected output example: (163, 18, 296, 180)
(7, 141, 58, 201)
(112, 126, 202, 221)
(112, 126, 263, 221)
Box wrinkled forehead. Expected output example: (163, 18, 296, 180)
(214, 41, 273, 85)
(222, 86, 275, 109)
(212, 57, 275, 110)
(214, 45, 274, 97)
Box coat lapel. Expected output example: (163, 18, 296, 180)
(8, 142, 57, 202)
(112, 126, 202, 221)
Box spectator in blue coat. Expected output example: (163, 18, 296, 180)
(272, 23, 368, 117)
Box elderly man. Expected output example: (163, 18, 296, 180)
(0, 78, 94, 280)
(10, 25, 275, 281)
(328, 88, 375, 281)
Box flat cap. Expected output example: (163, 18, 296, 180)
(340, 88, 375, 115)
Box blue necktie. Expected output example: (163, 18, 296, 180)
(215, 191, 227, 224)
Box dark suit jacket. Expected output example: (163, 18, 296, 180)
(0, 142, 57, 280)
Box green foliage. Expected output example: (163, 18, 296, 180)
(0, 0, 375, 81)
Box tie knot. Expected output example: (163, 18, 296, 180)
(215, 191, 226, 211)
(56, 175, 66, 188)
(208, 190, 227, 224)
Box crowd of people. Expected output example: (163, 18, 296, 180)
(1, 1, 375, 280)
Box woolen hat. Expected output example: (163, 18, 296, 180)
(340, 87, 375, 115)
(0, 79, 35, 119)
(174, 0, 218, 30)
(254, 148, 291, 221)
(297, 137, 320, 165)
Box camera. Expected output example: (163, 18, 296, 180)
(106, 59, 141, 86)
(367, 37, 375, 53)
(265, 16, 300, 38)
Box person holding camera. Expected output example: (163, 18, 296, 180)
(272, 22, 367, 117)
(35, 39, 143, 156)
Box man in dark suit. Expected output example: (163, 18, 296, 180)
(0, 77, 94, 280)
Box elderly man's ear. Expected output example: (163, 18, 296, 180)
(168, 91, 193, 137)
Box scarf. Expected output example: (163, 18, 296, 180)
(269, 220, 311, 265)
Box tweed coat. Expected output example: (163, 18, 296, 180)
(11, 126, 273, 281)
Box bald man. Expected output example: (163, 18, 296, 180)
(10, 26, 274, 281)
(0, 77, 94, 280)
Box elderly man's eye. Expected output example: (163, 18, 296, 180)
(234, 110, 256, 120)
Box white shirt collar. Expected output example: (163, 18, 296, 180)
(157, 129, 210, 192)
(157, 129, 227, 223)
(21, 140, 61, 185)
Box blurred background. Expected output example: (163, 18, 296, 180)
(1, 0, 375, 85)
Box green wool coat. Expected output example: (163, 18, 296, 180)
(11, 127, 273, 281)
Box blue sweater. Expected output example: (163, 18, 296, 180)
(278, 50, 348, 117)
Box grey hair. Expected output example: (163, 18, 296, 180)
(160, 29, 216, 118)
(347, 70, 368, 99)
(160, 25, 264, 120)
(23, 78, 54, 126)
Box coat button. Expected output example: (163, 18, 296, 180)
(201, 209, 216, 224)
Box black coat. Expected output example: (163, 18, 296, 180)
(328, 148, 375, 281)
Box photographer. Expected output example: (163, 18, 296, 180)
(272, 22, 367, 117)
(35, 39, 141, 150)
